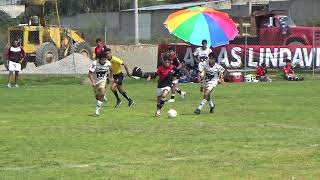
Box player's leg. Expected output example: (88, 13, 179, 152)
(14, 71, 19, 87)
(207, 89, 216, 114)
(168, 83, 177, 103)
(111, 77, 122, 107)
(7, 61, 15, 88)
(94, 82, 106, 116)
(194, 88, 210, 114)
(7, 71, 13, 88)
(169, 79, 186, 103)
(155, 87, 169, 117)
(116, 75, 135, 107)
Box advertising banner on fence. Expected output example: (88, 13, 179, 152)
(158, 44, 320, 69)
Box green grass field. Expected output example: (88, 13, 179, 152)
(0, 74, 320, 179)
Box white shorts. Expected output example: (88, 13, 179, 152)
(204, 80, 218, 91)
(156, 86, 171, 97)
(8, 61, 21, 72)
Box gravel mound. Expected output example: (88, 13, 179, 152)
(22, 53, 92, 74)
(0, 45, 158, 74)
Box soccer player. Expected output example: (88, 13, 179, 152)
(151, 52, 179, 117)
(283, 59, 304, 81)
(95, 38, 108, 61)
(166, 47, 187, 103)
(106, 48, 135, 107)
(193, 39, 212, 92)
(6, 40, 25, 88)
(88, 57, 111, 116)
(194, 52, 225, 115)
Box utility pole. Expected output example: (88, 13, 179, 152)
(134, 0, 139, 45)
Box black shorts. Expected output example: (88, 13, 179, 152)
(113, 73, 124, 85)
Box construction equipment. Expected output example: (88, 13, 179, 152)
(8, 0, 93, 67)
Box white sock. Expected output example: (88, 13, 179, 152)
(208, 100, 215, 108)
(198, 99, 207, 110)
(96, 100, 103, 111)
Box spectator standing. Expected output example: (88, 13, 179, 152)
(6, 40, 25, 88)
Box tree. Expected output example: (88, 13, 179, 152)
(0, 10, 16, 32)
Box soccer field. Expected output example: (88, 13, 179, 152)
(0, 75, 319, 179)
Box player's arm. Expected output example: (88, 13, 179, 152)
(219, 66, 225, 79)
(147, 72, 157, 81)
(19, 47, 25, 64)
(197, 70, 204, 83)
(218, 66, 226, 83)
(283, 67, 289, 77)
(6, 48, 10, 65)
(121, 62, 131, 76)
(197, 63, 205, 82)
(88, 71, 96, 87)
(176, 60, 182, 69)
(109, 67, 113, 82)
(193, 49, 200, 64)
(88, 61, 96, 87)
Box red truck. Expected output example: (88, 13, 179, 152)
(231, 10, 320, 45)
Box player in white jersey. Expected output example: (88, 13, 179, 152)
(88, 58, 112, 116)
(194, 52, 225, 115)
(193, 39, 212, 92)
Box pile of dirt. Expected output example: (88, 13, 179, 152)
(22, 53, 92, 74)
(0, 45, 158, 74)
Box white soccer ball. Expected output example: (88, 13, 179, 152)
(167, 109, 177, 118)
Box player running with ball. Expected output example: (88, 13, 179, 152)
(149, 52, 179, 117)
(88, 57, 111, 116)
(194, 52, 225, 115)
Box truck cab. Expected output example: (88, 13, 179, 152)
(232, 10, 320, 45)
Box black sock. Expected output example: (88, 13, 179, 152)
(113, 91, 120, 101)
(176, 88, 182, 94)
(121, 92, 131, 101)
(171, 94, 175, 99)
(157, 99, 166, 110)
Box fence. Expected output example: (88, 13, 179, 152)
(1, 0, 320, 78)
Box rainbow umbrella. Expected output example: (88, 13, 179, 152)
(164, 6, 238, 47)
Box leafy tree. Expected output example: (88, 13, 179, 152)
(0, 10, 16, 31)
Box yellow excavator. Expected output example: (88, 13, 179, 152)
(8, 0, 92, 67)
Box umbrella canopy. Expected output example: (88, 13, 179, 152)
(164, 6, 238, 47)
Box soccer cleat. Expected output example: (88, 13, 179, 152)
(115, 100, 122, 108)
(6, 84, 11, 88)
(194, 109, 201, 115)
(155, 110, 161, 117)
(180, 91, 186, 98)
(128, 99, 136, 107)
(95, 110, 100, 116)
(14, 84, 19, 88)
(168, 99, 175, 103)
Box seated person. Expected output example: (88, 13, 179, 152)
(178, 63, 192, 83)
(283, 60, 304, 81)
(256, 62, 272, 82)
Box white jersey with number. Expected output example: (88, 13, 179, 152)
(200, 62, 225, 89)
(193, 47, 212, 62)
(89, 60, 111, 84)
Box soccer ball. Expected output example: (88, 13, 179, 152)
(167, 109, 177, 118)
